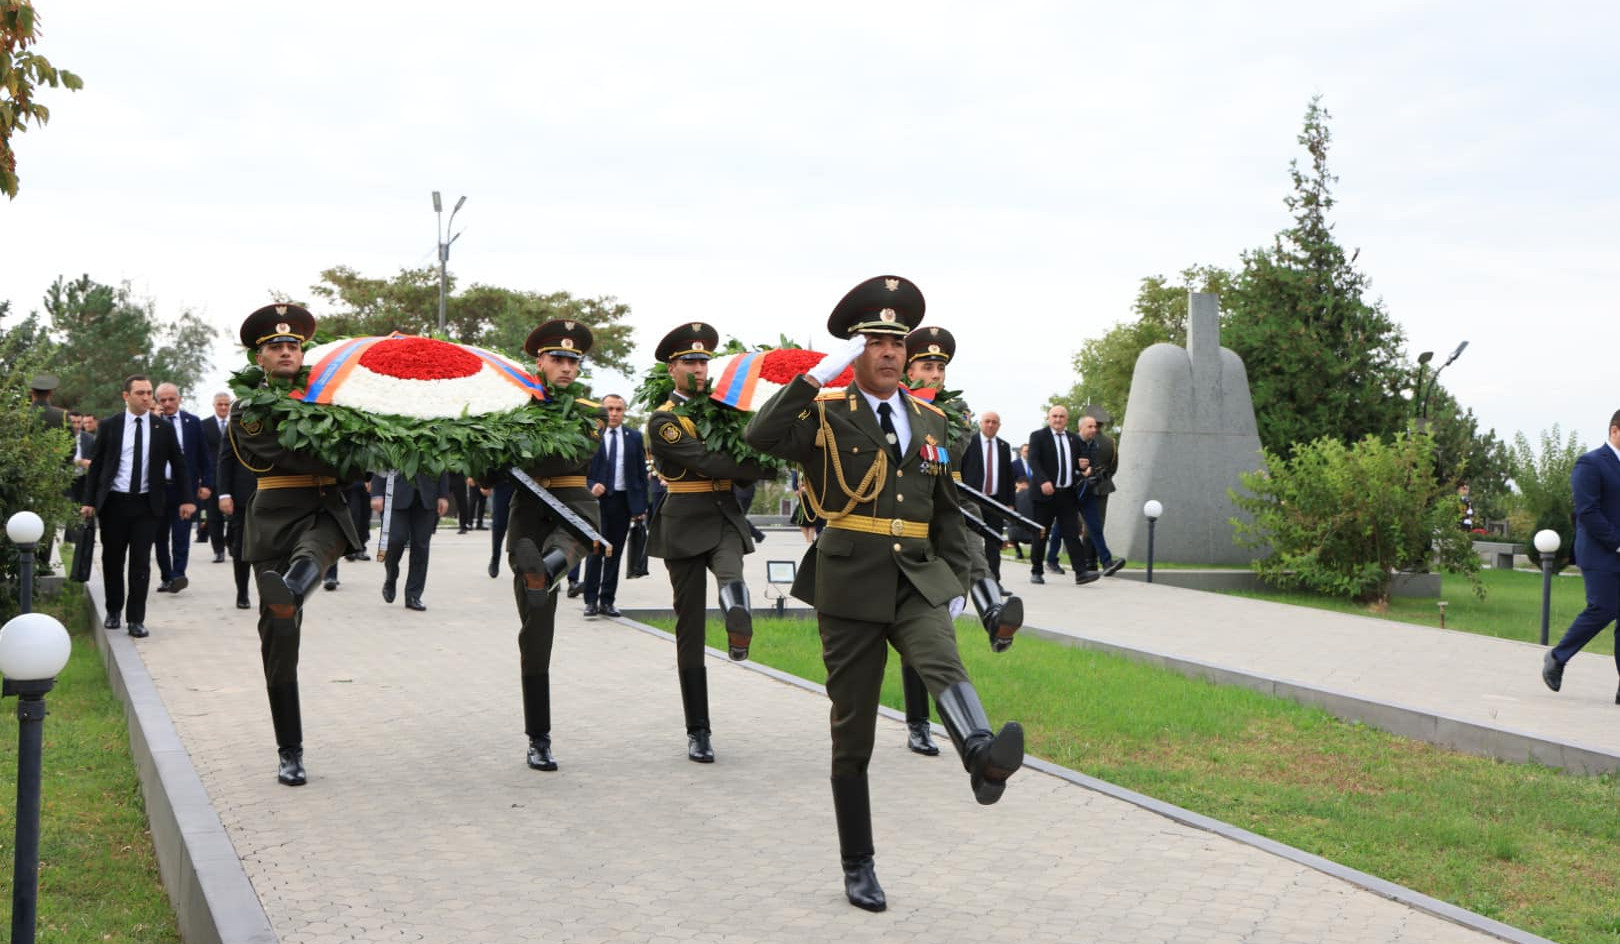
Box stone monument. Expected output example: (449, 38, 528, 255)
(1103, 293, 1264, 565)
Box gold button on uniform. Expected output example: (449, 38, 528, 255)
(892, 543, 902, 552)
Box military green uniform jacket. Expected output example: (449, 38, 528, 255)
(744, 376, 971, 623)
(227, 401, 362, 563)
(505, 396, 601, 553)
(646, 393, 770, 560)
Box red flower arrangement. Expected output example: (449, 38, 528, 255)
(756, 349, 854, 387)
(357, 336, 483, 381)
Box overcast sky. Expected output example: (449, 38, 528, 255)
(5, 1, 1617, 451)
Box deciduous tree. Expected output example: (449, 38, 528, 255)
(1, 1, 83, 198)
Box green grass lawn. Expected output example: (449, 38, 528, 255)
(648, 613, 1620, 944)
(0, 566, 178, 941)
(1222, 567, 1604, 653)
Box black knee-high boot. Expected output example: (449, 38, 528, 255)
(830, 774, 885, 912)
(900, 664, 939, 756)
(522, 674, 557, 771)
(267, 682, 306, 786)
(935, 681, 1024, 805)
(679, 667, 714, 763)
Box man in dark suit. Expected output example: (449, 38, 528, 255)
(214, 411, 258, 610)
(1026, 405, 1095, 585)
(198, 391, 233, 562)
(151, 383, 211, 592)
(957, 410, 1018, 583)
(1542, 409, 1620, 698)
(1075, 412, 1125, 577)
(79, 374, 197, 638)
(370, 470, 451, 611)
(582, 394, 647, 618)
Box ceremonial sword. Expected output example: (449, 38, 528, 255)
(953, 479, 1046, 539)
(509, 467, 614, 556)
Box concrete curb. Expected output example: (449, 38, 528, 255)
(81, 570, 276, 944)
(614, 610, 1552, 944)
(1020, 624, 1620, 775)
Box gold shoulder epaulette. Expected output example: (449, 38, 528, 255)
(814, 389, 847, 402)
(656, 400, 675, 412)
(577, 398, 600, 409)
(914, 397, 946, 418)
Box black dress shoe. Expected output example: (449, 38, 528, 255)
(323, 577, 339, 591)
(599, 604, 621, 618)
(688, 730, 715, 763)
(213, 552, 226, 563)
(277, 748, 307, 786)
(1542, 651, 1564, 692)
(1075, 570, 1101, 585)
(457, 527, 469, 534)
(1102, 558, 1127, 577)
(169, 576, 189, 593)
(565, 582, 585, 599)
(527, 736, 558, 771)
(381, 582, 396, 604)
(236, 594, 252, 610)
(405, 597, 426, 611)
(906, 721, 940, 756)
(1030, 572, 1045, 585)
(104, 614, 121, 630)
(156, 581, 174, 593)
(582, 604, 599, 618)
(842, 856, 887, 912)
(127, 623, 149, 638)
(1046, 561, 1064, 575)
(487, 555, 500, 579)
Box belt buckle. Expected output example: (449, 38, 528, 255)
(888, 518, 905, 537)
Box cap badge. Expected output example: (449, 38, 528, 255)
(275, 322, 291, 335)
(560, 338, 575, 349)
(879, 308, 897, 322)
(691, 322, 703, 331)
(928, 343, 941, 354)
(929, 327, 940, 336)
(274, 305, 288, 316)
(564, 321, 576, 330)
(884, 279, 899, 291)
(692, 341, 705, 352)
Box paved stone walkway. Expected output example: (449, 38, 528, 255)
(119, 530, 1532, 943)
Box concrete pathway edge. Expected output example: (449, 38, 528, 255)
(617, 611, 1553, 944)
(1023, 624, 1620, 775)
(81, 573, 278, 944)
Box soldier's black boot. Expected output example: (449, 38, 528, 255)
(717, 581, 753, 661)
(267, 683, 306, 787)
(259, 557, 323, 621)
(830, 774, 886, 912)
(936, 681, 1023, 806)
(679, 667, 715, 763)
(971, 577, 1024, 653)
(234, 559, 252, 609)
(513, 540, 570, 606)
(900, 664, 939, 756)
(522, 674, 558, 770)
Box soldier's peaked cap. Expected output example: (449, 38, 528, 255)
(525, 319, 594, 359)
(656, 322, 719, 362)
(827, 275, 925, 338)
(241, 304, 316, 349)
(905, 325, 956, 364)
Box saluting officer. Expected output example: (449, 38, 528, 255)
(506, 319, 602, 773)
(893, 325, 1025, 757)
(646, 322, 772, 764)
(230, 304, 363, 787)
(745, 276, 1024, 913)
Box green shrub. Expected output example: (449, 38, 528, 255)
(1230, 432, 1481, 603)
(1512, 426, 1583, 572)
(0, 341, 75, 620)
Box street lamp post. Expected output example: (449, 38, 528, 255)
(1417, 341, 1469, 425)
(1412, 350, 1434, 431)
(1, 611, 73, 944)
(1142, 500, 1163, 583)
(7, 512, 45, 615)
(1535, 529, 1561, 646)
(432, 191, 468, 337)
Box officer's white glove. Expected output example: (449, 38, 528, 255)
(807, 334, 869, 386)
(948, 595, 966, 619)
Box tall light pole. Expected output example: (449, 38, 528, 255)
(1417, 341, 1469, 426)
(432, 191, 467, 337)
(1411, 350, 1434, 431)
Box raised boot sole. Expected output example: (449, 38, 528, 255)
(971, 721, 1025, 806)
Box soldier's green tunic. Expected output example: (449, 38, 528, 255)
(646, 392, 771, 668)
(745, 376, 973, 777)
(227, 400, 362, 685)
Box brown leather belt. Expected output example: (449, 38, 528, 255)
(666, 479, 733, 494)
(530, 476, 588, 489)
(256, 475, 337, 490)
(826, 516, 929, 539)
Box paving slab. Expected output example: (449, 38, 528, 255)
(105, 530, 1540, 942)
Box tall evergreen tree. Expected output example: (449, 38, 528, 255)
(1223, 96, 1408, 457)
